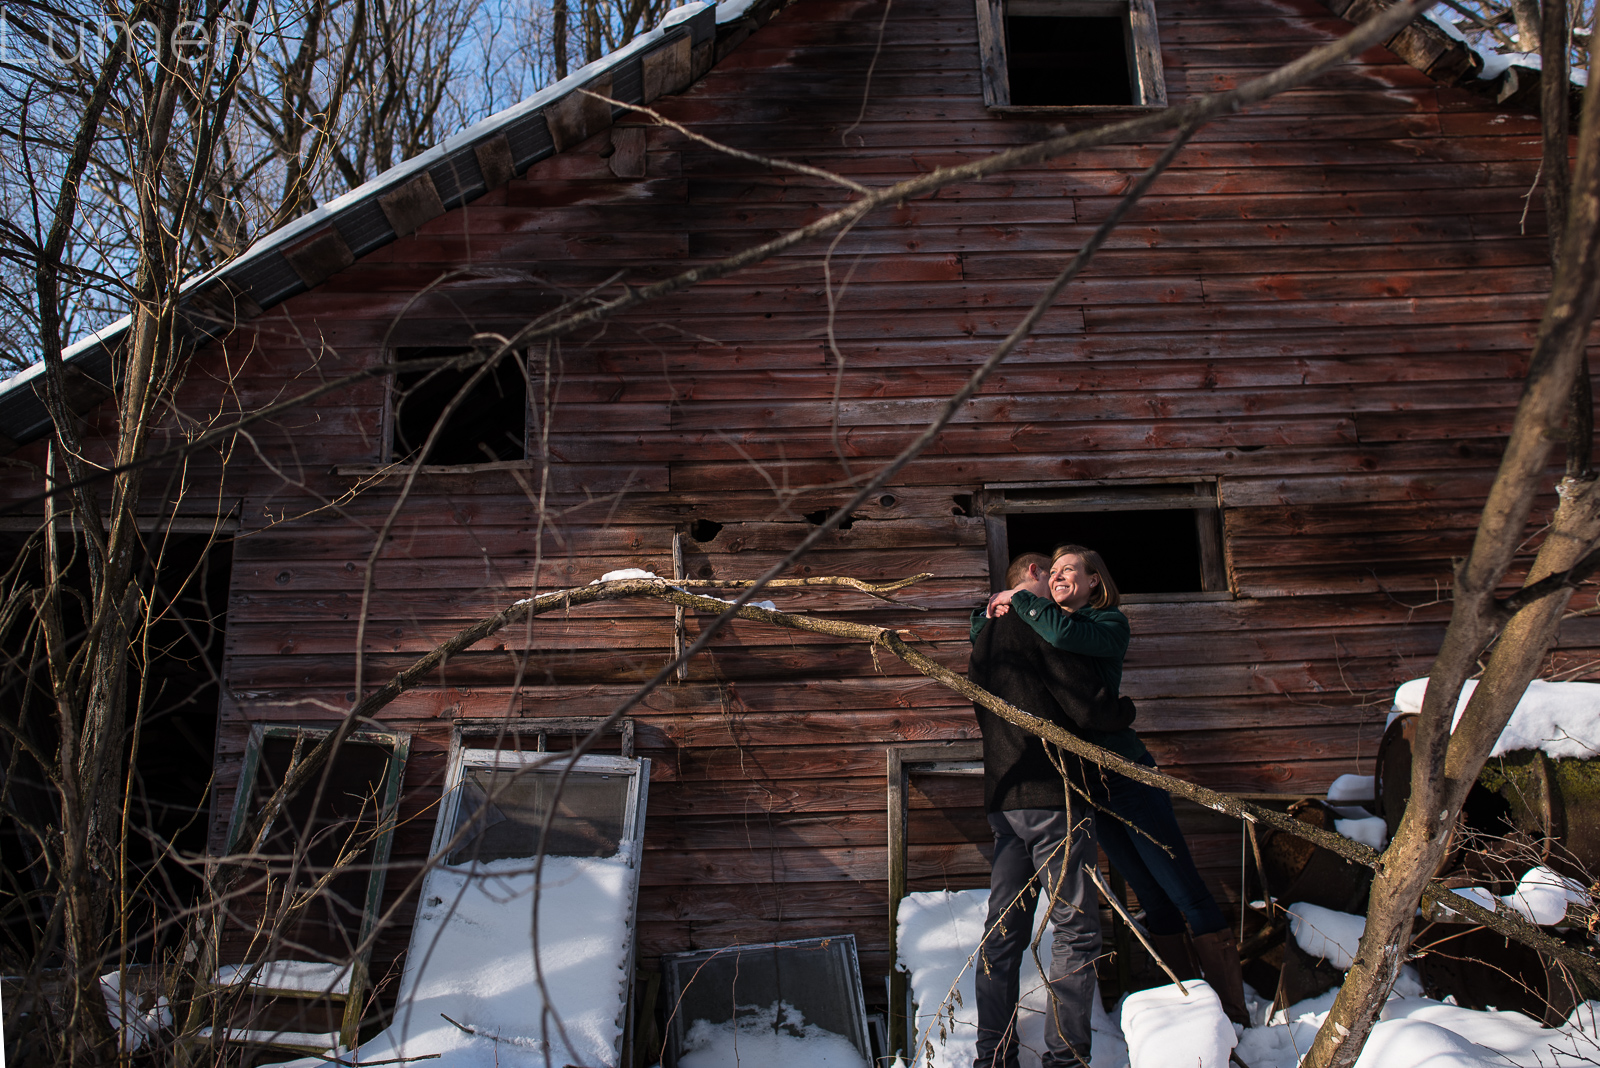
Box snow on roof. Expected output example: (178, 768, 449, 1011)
(0, 0, 736, 448)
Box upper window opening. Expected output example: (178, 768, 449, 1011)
(391, 346, 527, 466)
(976, 0, 1166, 110)
(1006, 14, 1131, 105)
(984, 481, 1228, 600)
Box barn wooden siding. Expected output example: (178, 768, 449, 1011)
(50, 0, 1592, 1008)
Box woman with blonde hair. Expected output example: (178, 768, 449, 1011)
(989, 544, 1249, 1028)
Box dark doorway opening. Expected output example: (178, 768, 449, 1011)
(0, 528, 228, 965)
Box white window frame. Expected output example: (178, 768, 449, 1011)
(432, 745, 649, 867)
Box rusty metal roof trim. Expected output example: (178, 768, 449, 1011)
(1324, 0, 1588, 113)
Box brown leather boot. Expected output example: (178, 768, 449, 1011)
(1148, 931, 1200, 981)
(1191, 929, 1250, 1027)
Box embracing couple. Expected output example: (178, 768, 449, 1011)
(967, 546, 1248, 1068)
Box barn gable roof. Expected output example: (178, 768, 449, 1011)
(0, 0, 762, 449)
(0, 0, 1576, 452)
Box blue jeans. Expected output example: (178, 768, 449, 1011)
(1088, 753, 1226, 937)
(974, 808, 1098, 1068)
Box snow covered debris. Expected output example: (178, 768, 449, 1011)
(1120, 981, 1235, 1068)
(1241, 990, 1600, 1068)
(1393, 677, 1600, 759)
(1335, 816, 1388, 850)
(593, 568, 662, 582)
(677, 1001, 868, 1068)
(1287, 902, 1365, 971)
(211, 961, 351, 995)
(264, 855, 636, 1068)
(589, 568, 777, 610)
(895, 889, 1125, 1068)
(1326, 775, 1375, 803)
(1502, 865, 1590, 925)
(100, 971, 171, 1054)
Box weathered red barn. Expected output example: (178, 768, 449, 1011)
(1, 0, 1586, 1050)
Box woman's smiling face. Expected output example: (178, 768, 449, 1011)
(1048, 553, 1098, 610)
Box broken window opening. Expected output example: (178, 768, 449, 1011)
(1007, 13, 1131, 105)
(975, 0, 1167, 110)
(390, 346, 528, 466)
(981, 481, 1229, 600)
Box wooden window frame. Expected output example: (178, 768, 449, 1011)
(885, 742, 984, 1058)
(374, 345, 532, 472)
(979, 478, 1231, 600)
(217, 724, 411, 1052)
(974, 0, 1167, 113)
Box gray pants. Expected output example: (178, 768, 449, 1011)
(974, 808, 1099, 1068)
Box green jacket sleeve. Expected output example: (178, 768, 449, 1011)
(969, 608, 989, 643)
(1008, 591, 1129, 659)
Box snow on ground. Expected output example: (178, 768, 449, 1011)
(895, 889, 1127, 1068)
(1288, 902, 1366, 971)
(1333, 816, 1387, 850)
(677, 1001, 869, 1068)
(1120, 981, 1234, 1068)
(265, 854, 635, 1068)
(211, 961, 351, 995)
(1504, 866, 1590, 924)
(1239, 995, 1600, 1067)
(896, 890, 1600, 1067)
(1433, 866, 1591, 925)
(1392, 678, 1600, 759)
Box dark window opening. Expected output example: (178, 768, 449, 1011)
(987, 483, 1228, 598)
(392, 346, 526, 465)
(1006, 509, 1204, 595)
(1005, 15, 1132, 106)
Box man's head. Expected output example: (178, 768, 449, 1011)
(1005, 552, 1052, 592)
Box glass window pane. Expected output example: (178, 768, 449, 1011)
(447, 764, 631, 863)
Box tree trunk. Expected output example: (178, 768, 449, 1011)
(1301, 54, 1600, 1068)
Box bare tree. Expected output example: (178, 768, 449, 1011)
(6, 1, 1600, 1065)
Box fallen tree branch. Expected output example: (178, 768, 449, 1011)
(233, 575, 1600, 986)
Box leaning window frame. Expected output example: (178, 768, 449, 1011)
(217, 723, 412, 1052)
(979, 478, 1230, 600)
(974, 0, 1167, 111)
